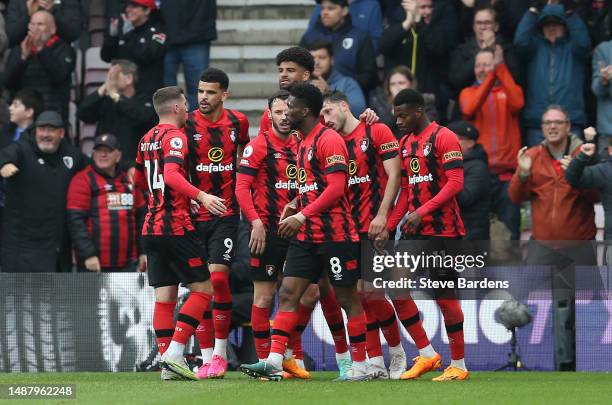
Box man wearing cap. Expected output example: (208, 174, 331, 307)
(300, 0, 378, 92)
(101, 0, 166, 101)
(67, 134, 146, 272)
(0, 111, 87, 272)
(448, 120, 490, 240)
(514, 2, 591, 146)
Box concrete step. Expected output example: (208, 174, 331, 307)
(225, 73, 277, 98)
(216, 19, 307, 45)
(218, 0, 314, 20)
(210, 44, 290, 73)
(225, 98, 267, 126)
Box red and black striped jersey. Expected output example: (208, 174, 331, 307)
(67, 165, 146, 268)
(238, 130, 299, 233)
(344, 122, 399, 235)
(184, 109, 250, 221)
(297, 123, 359, 243)
(135, 124, 193, 236)
(398, 122, 465, 237)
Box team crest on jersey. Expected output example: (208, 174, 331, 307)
(193, 133, 202, 141)
(104, 184, 114, 191)
(265, 265, 275, 276)
(342, 37, 354, 50)
(63, 156, 73, 169)
(229, 128, 236, 142)
(243, 145, 253, 158)
(360, 137, 369, 152)
(170, 137, 183, 149)
(402, 148, 409, 158)
(307, 148, 313, 161)
(423, 142, 432, 157)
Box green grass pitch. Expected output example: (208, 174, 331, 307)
(0, 371, 611, 405)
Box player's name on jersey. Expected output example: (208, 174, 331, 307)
(140, 141, 162, 151)
(348, 174, 371, 186)
(275, 180, 299, 190)
(299, 182, 319, 194)
(408, 173, 434, 185)
(195, 162, 233, 172)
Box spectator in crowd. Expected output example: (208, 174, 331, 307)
(307, 40, 366, 116)
(0, 11, 10, 123)
(455, 0, 532, 43)
(565, 134, 612, 264)
(508, 104, 598, 371)
(101, 0, 167, 101)
(591, 35, 612, 159)
(0, 111, 87, 272)
(380, 0, 458, 122)
(0, 88, 43, 149)
(299, 0, 378, 92)
(577, 0, 612, 46)
(5, 0, 82, 46)
(161, 0, 217, 109)
(450, 6, 522, 93)
(368, 65, 437, 132)
(448, 120, 491, 240)
(2, 10, 75, 121)
(514, 3, 591, 146)
(306, 0, 383, 53)
(459, 48, 524, 239)
(77, 60, 155, 165)
(67, 134, 146, 273)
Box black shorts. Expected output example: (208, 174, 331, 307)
(283, 240, 360, 287)
(195, 215, 239, 267)
(144, 231, 210, 288)
(250, 233, 290, 282)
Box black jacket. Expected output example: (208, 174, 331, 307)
(77, 90, 156, 164)
(566, 152, 612, 240)
(101, 19, 167, 101)
(6, 0, 82, 46)
(160, 0, 217, 45)
(449, 36, 523, 92)
(0, 134, 88, 272)
(457, 143, 491, 240)
(3, 38, 75, 120)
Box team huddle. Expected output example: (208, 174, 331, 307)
(134, 47, 468, 382)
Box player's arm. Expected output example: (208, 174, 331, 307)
(236, 140, 267, 255)
(369, 126, 401, 239)
(279, 136, 348, 239)
(162, 132, 226, 215)
(380, 168, 410, 240)
(414, 132, 464, 219)
(235, 113, 251, 161)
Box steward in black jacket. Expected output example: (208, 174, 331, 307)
(0, 112, 87, 272)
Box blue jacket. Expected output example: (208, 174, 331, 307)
(300, 15, 377, 91)
(514, 5, 591, 128)
(307, 0, 383, 54)
(327, 70, 366, 116)
(592, 40, 612, 137)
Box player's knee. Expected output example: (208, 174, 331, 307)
(300, 284, 320, 307)
(278, 285, 300, 310)
(254, 292, 274, 308)
(188, 280, 213, 295)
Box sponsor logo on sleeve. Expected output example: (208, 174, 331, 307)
(170, 137, 183, 150)
(325, 155, 346, 166)
(380, 141, 399, 152)
(443, 151, 463, 162)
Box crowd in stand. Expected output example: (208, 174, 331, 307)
(0, 0, 610, 273)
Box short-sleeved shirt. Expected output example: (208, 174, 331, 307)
(344, 122, 399, 234)
(238, 130, 299, 233)
(136, 124, 193, 236)
(398, 121, 465, 237)
(184, 108, 250, 221)
(296, 123, 359, 243)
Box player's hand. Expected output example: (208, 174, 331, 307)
(84, 256, 101, 272)
(197, 191, 226, 216)
(359, 108, 379, 125)
(249, 219, 267, 256)
(0, 163, 19, 178)
(404, 211, 422, 234)
(137, 254, 147, 272)
(580, 143, 596, 157)
(560, 155, 572, 172)
(583, 126, 597, 142)
(373, 228, 390, 255)
(517, 146, 532, 176)
(190, 199, 200, 214)
(280, 198, 298, 221)
(368, 213, 387, 240)
(279, 212, 306, 239)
